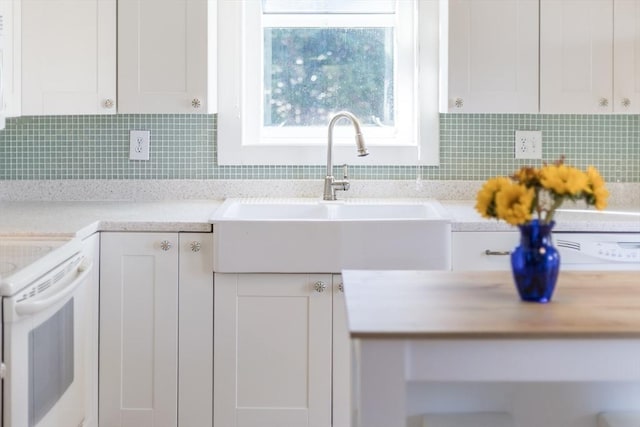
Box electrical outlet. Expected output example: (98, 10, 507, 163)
(129, 130, 150, 161)
(514, 130, 542, 159)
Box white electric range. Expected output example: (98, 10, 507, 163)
(0, 236, 96, 427)
(0, 238, 80, 288)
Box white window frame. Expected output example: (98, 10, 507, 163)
(217, 0, 440, 166)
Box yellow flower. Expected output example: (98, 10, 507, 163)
(475, 177, 511, 219)
(512, 166, 541, 187)
(585, 165, 609, 210)
(475, 158, 608, 226)
(539, 164, 589, 196)
(494, 183, 535, 226)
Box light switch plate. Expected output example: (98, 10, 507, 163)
(129, 130, 150, 161)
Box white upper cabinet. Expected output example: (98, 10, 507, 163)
(0, 0, 21, 118)
(118, 0, 216, 114)
(441, 0, 539, 113)
(18, 0, 215, 116)
(21, 0, 116, 115)
(540, 0, 613, 113)
(541, 0, 639, 113)
(614, 0, 640, 113)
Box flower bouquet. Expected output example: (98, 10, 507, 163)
(475, 157, 609, 302)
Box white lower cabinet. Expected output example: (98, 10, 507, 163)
(99, 232, 213, 427)
(82, 232, 101, 427)
(178, 233, 214, 427)
(452, 231, 519, 271)
(215, 273, 349, 427)
(332, 275, 352, 427)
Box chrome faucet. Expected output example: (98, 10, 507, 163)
(323, 111, 369, 200)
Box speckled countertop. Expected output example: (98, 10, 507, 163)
(0, 198, 638, 238)
(0, 200, 222, 238)
(442, 201, 640, 232)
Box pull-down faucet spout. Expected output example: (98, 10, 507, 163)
(323, 111, 369, 201)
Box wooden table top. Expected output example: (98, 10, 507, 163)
(342, 270, 640, 339)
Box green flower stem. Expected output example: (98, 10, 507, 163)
(543, 195, 565, 224)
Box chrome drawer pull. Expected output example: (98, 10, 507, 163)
(485, 249, 511, 256)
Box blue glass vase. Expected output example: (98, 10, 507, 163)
(510, 220, 560, 303)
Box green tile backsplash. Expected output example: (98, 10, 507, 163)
(0, 113, 638, 182)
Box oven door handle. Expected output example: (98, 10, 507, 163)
(15, 259, 93, 317)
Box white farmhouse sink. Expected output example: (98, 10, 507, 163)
(211, 198, 452, 273)
(331, 203, 434, 220)
(217, 199, 444, 221)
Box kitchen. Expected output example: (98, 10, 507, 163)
(0, 1, 639, 427)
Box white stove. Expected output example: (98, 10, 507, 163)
(0, 236, 94, 427)
(0, 237, 82, 297)
(0, 241, 63, 275)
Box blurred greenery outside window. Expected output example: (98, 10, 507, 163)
(217, 0, 440, 166)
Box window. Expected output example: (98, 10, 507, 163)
(218, 0, 439, 166)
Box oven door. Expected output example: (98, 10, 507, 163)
(2, 255, 94, 427)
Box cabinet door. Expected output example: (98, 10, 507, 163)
(614, 0, 640, 113)
(118, 0, 215, 113)
(100, 232, 179, 427)
(540, 0, 614, 113)
(0, 0, 20, 117)
(215, 273, 332, 427)
(21, 0, 116, 115)
(444, 0, 538, 113)
(332, 274, 353, 427)
(82, 233, 100, 427)
(178, 233, 214, 427)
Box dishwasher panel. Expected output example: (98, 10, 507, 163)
(555, 233, 640, 270)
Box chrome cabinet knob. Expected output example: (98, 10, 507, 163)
(104, 98, 114, 109)
(190, 241, 201, 252)
(454, 98, 464, 108)
(314, 281, 327, 293)
(191, 98, 202, 109)
(622, 98, 631, 108)
(338, 283, 344, 293)
(160, 240, 173, 251)
(599, 97, 609, 107)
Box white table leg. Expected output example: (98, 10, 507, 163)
(355, 340, 407, 427)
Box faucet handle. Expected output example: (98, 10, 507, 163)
(342, 164, 349, 180)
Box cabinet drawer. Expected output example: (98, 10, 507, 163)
(452, 232, 518, 271)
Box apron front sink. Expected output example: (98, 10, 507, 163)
(211, 198, 452, 273)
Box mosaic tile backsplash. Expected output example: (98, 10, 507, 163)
(0, 114, 638, 182)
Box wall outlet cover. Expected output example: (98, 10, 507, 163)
(130, 130, 151, 161)
(514, 130, 542, 160)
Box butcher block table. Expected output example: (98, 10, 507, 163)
(342, 270, 640, 427)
